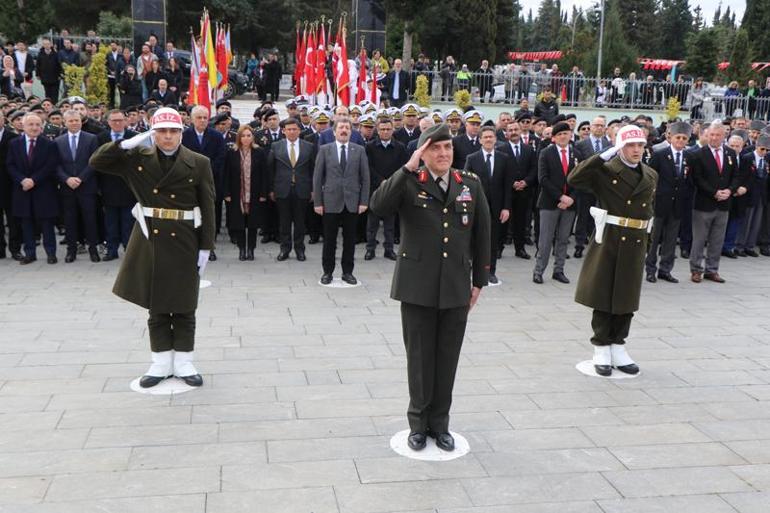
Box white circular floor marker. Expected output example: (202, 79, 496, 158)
(575, 360, 641, 379)
(390, 429, 470, 461)
(129, 377, 198, 395)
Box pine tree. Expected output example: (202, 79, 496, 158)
(727, 29, 755, 84)
(495, 0, 520, 63)
(654, 0, 693, 59)
(712, 3, 722, 26)
(0, 0, 54, 40)
(741, 0, 770, 60)
(584, 0, 636, 77)
(692, 5, 704, 31)
(617, 0, 658, 55)
(686, 27, 720, 80)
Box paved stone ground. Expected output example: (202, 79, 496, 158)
(1, 232, 769, 513)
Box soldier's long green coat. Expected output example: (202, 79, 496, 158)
(90, 141, 216, 313)
(568, 154, 658, 314)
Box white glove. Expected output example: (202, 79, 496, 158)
(197, 250, 211, 276)
(120, 129, 155, 150)
(599, 145, 620, 161)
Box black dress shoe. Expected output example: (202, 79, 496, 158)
(515, 249, 531, 259)
(341, 273, 357, 285)
(532, 273, 543, 284)
(47, 255, 57, 264)
(495, 249, 503, 259)
(179, 374, 203, 387)
(384, 250, 397, 261)
(722, 249, 737, 259)
(65, 252, 76, 263)
(407, 432, 427, 451)
(504, 235, 513, 245)
(574, 247, 584, 258)
(208, 251, 217, 261)
(615, 363, 640, 375)
(552, 272, 570, 284)
(277, 251, 290, 261)
(11, 251, 23, 261)
(308, 236, 320, 244)
(103, 253, 118, 262)
(745, 249, 759, 257)
(296, 250, 306, 261)
(247, 249, 255, 261)
(760, 248, 770, 257)
(394, 237, 400, 245)
(364, 250, 375, 260)
(646, 273, 657, 283)
(20, 256, 37, 265)
(0, 249, 5, 259)
(89, 248, 100, 262)
(433, 432, 455, 451)
(525, 236, 534, 246)
(261, 235, 271, 244)
(139, 375, 167, 388)
(594, 365, 612, 376)
(488, 274, 499, 284)
(320, 273, 333, 285)
(734, 249, 747, 257)
(657, 272, 679, 283)
(239, 247, 247, 261)
(681, 249, 690, 259)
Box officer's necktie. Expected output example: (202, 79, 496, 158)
(112, 132, 120, 142)
(594, 138, 601, 153)
(289, 142, 297, 167)
(675, 151, 682, 178)
(27, 138, 35, 160)
(486, 152, 493, 177)
(513, 144, 519, 159)
(435, 175, 447, 201)
(340, 144, 347, 171)
(70, 134, 78, 160)
(714, 149, 722, 174)
(759, 158, 765, 178)
(560, 148, 569, 194)
(197, 134, 203, 146)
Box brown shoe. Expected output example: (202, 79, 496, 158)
(691, 272, 703, 283)
(704, 272, 725, 283)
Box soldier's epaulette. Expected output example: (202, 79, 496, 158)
(460, 170, 479, 181)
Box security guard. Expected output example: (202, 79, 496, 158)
(369, 123, 491, 452)
(568, 124, 658, 377)
(89, 107, 216, 388)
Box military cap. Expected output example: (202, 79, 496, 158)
(564, 113, 577, 120)
(384, 107, 398, 116)
(392, 109, 403, 120)
(313, 111, 331, 123)
(515, 111, 532, 121)
(463, 110, 484, 124)
(444, 108, 463, 121)
(307, 105, 320, 116)
(551, 114, 567, 125)
(731, 128, 749, 142)
(359, 113, 376, 128)
(577, 120, 590, 131)
(551, 121, 572, 136)
(28, 104, 44, 112)
(349, 104, 363, 115)
(262, 108, 279, 120)
(212, 112, 230, 125)
(607, 118, 622, 127)
(48, 109, 62, 118)
(215, 99, 232, 109)
(285, 98, 298, 108)
(756, 134, 770, 149)
(364, 102, 377, 114)
(9, 111, 24, 121)
(749, 120, 766, 132)
(376, 110, 391, 121)
(668, 121, 692, 137)
(431, 111, 444, 123)
(401, 103, 420, 116)
(125, 106, 138, 114)
(69, 96, 87, 105)
(27, 95, 40, 102)
(417, 123, 452, 148)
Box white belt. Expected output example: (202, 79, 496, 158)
(589, 206, 653, 244)
(131, 203, 202, 238)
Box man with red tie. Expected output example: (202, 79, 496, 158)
(689, 120, 744, 283)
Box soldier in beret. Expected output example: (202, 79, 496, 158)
(370, 123, 491, 452)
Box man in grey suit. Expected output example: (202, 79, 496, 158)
(55, 110, 100, 263)
(269, 118, 316, 262)
(313, 117, 370, 285)
(573, 116, 611, 257)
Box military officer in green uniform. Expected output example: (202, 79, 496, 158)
(89, 107, 216, 388)
(370, 123, 491, 451)
(568, 124, 658, 377)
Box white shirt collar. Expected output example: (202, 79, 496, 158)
(381, 139, 390, 147)
(428, 169, 448, 189)
(195, 130, 205, 138)
(68, 130, 81, 138)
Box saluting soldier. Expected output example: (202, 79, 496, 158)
(89, 107, 216, 388)
(369, 123, 491, 452)
(568, 124, 658, 377)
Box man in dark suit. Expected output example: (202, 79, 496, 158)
(497, 119, 537, 259)
(106, 41, 121, 108)
(386, 59, 410, 108)
(689, 120, 743, 283)
(97, 109, 137, 261)
(365, 117, 408, 260)
(268, 118, 316, 261)
(451, 110, 483, 169)
(465, 126, 512, 284)
(35, 38, 61, 103)
(573, 116, 611, 258)
(645, 122, 692, 283)
(0, 110, 21, 260)
(393, 104, 422, 146)
(182, 105, 226, 260)
(148, 79, 178, 106)
(533, 122, 577, 284)
(55, 110, 100, 263)
(318, 106, 366, 147)
(6, 112, 60, 264)
(313, 117, 370, 285)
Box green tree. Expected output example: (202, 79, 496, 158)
(584, 0, 636, 77)
(727, 28, 755, 85)
(692, 5, 704, 31)
(741, 0, 770, 60)
(617, 0, 658, 55)
(383, 0, 430, 70)
(96, 11, 133, 38)
(495, 0, 520, 63)
(685, 27, 720, 80)
(86, 46, 109, 104)
(0, 0, 54, 41)
(654, 0, 693, 59)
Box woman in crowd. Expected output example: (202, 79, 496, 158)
(164, 57, 184, 97)
(118, 64, 143, 109)
(143, 60, 164, 99)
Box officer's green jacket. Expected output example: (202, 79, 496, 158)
(370, 166, 491, 309)
(568, 153, 658, 314)
(90, 141, 216, 313)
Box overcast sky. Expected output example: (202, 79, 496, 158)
(518, 0, 745, 25)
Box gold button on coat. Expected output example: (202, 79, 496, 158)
(153, 229, 159, 234)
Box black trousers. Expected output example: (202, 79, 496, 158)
(230, 214, 258, 250)
(108, 78, 116, 108)
(0, 207, 22, 254)
(489, 208, 502, 275)
(104, 205, 134, 256)
(215, 199, 224, 236)
(306, 204, 322, 240)
(322, 208, 358, 274)
(678, 189, 695, 251)
(366, 211, 395, 251)
(510, 190, 531, 251)
(590, 310, 634, 346)
(21, 217, 55, 257)
(61, 192, 98, 250)
(148, 311, 196, 352)
(277, 189, 308, 252)
(43, 83, 59, 104)
(574, 191, 596, 249)
(401, 302, 468, 433)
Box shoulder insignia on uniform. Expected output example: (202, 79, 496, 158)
(461, 170, 479, 181)
(452, 170, 463, 184)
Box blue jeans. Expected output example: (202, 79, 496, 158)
(104, 206, 134, 256)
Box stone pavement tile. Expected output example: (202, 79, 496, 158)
(726, 440, 770, 464)
(321, 333, 387, 345)
(267, 435, 392, 463)
(169, 387, 276, 405)
(0, 378, 106, 396)
(80, 363, 158, 378)
(0, 341, 55, 354)
(527, 390, 655, 409)
(306, 370, 344, 384)
(276, 383, 371, 402)
(601, 466, 754, 497)
(580, 423, 711, 446)
(688, 358, 765, 371)
(237, 334, 325, 347)
(293, 344, 391, 358)
(480, 428, 596, 451)
(596, 495, 738, 513)
(0, 476, 51, 504)
(295, 397, 412, 419)
(0, 395, 50, 413)
(206, 487, 339, 513)
(45, 466, 219, 501)
(185, 359, 279, 374)
(335, 480, 472, 513)
(355, 455, 488, 483)
(369, 412, 511, 437)
(58, 406, 192, 429)
(191, 402, 295, 423)
(729, 464, 770, 490)
(222, 460, 359, 490)
(0, 494, 206, 513)
(701, 401, 770, 420)
(0, 429, 89, 453)
(0, 354, 22, 367)
(0, 411, 61, 431)
(739, 385, 770, 400)
(212, 371, 307, 388)
(608, 442, 747, 469)
(450, 394, 539, 414)
(607, 404, 717, 425)
(720, 491, 770, 513)
(488, 377, 614, 394)
(461, 473, 619, 506)
(439, 504, 603, 513)
(129, 441, 265, 470)
(278, 356, 374, 372)
(500, 408, 623, 429)
(85, 424, 218, 448)
(644, 385, 757, 404)
(223, 346, 294, 359)
(673, 370, 766, 387)
(367, 380, 495, 398)
(695, 419, 770, 442)
(0, 448, 130, 477)
(46, 392, 170, 411)
(339, 369, 408, 383)
(218, 417, 376, 442)
(0, 365, 83, 381)
(478, 447, 624, 476)
(19, 351, 131, 366)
